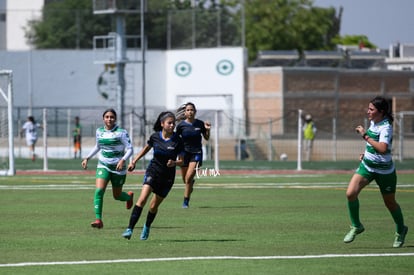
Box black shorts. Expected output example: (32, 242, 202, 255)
(143, 173, 174, 198)
(182, 152, 203, 167)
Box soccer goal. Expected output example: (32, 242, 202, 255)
(0, 70, 15, 176)
(395, 111, 414, 162)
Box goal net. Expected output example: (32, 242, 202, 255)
(395, 111, 414, 161)
(0, 70, 15, 176)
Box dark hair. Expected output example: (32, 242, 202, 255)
(185, 102, 197, 113)
(370, 96, 393, 123)
(28, 116, 35, 123)
(102, 108, 117, 119)
(153, 111, 176, 131)
(175, 104, 186, 122)
(175, 102, 197, 122)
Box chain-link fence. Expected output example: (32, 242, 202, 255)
(1, 105, 413, 162)
(4, 7, 243, 50)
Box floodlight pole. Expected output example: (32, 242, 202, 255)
(141, 0, 147, 169)
(115, 15, 126, 127)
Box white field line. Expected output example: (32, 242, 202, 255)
(0, 182, 414, 191)
(0, 183, 346, 190)
(1, 182, 414, 190)
(1, 183, 413, 268)
(1, 253, 414, 267)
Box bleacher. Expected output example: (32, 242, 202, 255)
(252, 47, 389, 70)
(303, 50, 344, 68)
(346, 50, 387, 69)
(251, 50, 300, 67)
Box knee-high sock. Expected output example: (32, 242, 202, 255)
(347, 199, 362, 227)
(94, 188, 105, 219)
(116, 191, 131, 201)
(390, 204, 405, 233)
(128, 205, 143, 230)
(145, 211, 157, 227)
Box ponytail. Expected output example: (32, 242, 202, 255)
(153, 111, 176, 132)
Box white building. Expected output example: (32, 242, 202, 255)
(386, 43, 414, 71)
(0, 0, 44, 50)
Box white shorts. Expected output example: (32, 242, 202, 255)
(26, 138, 37, 146)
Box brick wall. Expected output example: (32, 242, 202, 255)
(247, 67, 414, 138)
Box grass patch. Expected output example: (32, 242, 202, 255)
(0, 172, 413, 274)
(10, 158, 414, 171)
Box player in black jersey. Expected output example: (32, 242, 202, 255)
(122, 111, 184, 240)
(176, 102, 211, 208)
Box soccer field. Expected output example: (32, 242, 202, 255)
(1, 165, 413, 274)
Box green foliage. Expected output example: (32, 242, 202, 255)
(332, 34, 377, 49)
(242, 0, 341, 61)
(25, 0, 112, 49)
(25, 0, 342, 59)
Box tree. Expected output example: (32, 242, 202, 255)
(25, 0, 345, 62)
(25, 0, 112, 49)
(332, 35, 377, 49)
(240, 0, 341, 61)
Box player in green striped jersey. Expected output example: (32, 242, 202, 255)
(343, 96, 408, 248)
(81, 109, 134, 229)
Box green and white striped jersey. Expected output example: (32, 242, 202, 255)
(87, 125, 133, 175)
(361, 118, 394, 174)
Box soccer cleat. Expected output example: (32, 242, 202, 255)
(182, 197, 190, 209)
(393, 226, 408, 248)
(126, 191, 134, 209)
(122, 228, 133, 240)
(90, 219, 103, 229)
(343, 225, 365, 243)
(140, 224, 150, 240)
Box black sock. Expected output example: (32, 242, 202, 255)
(128, 205, 143, 229)
(145, 211, 157, 227)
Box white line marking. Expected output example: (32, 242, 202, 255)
(2, 253, 414, 267)
(1, 183, 414, 190)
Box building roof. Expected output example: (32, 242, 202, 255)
(251, 50, 300, 67)
(252, 48, 390, 70)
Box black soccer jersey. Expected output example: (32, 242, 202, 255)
(146, 131, 184, 179)
(176, 119, 207, 154)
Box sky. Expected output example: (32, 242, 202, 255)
(313, 0, 414, 49)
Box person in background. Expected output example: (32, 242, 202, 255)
(343, 96, 408, 248)
(234, 139, 249, 160)
(302, 114, 317, 161)
(175, 102, 211, 208)
(122, 111, 184, 240)
(73, 116, 82, 159)
(81, 108, 134, 229)
(20, 116, 41, 161)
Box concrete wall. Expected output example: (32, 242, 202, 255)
(0, 47, 245, 115)
(5, 0, 43, 50)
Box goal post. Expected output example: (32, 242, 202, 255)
(396, 111, 414, 162)
(0, 70, 15, 176)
